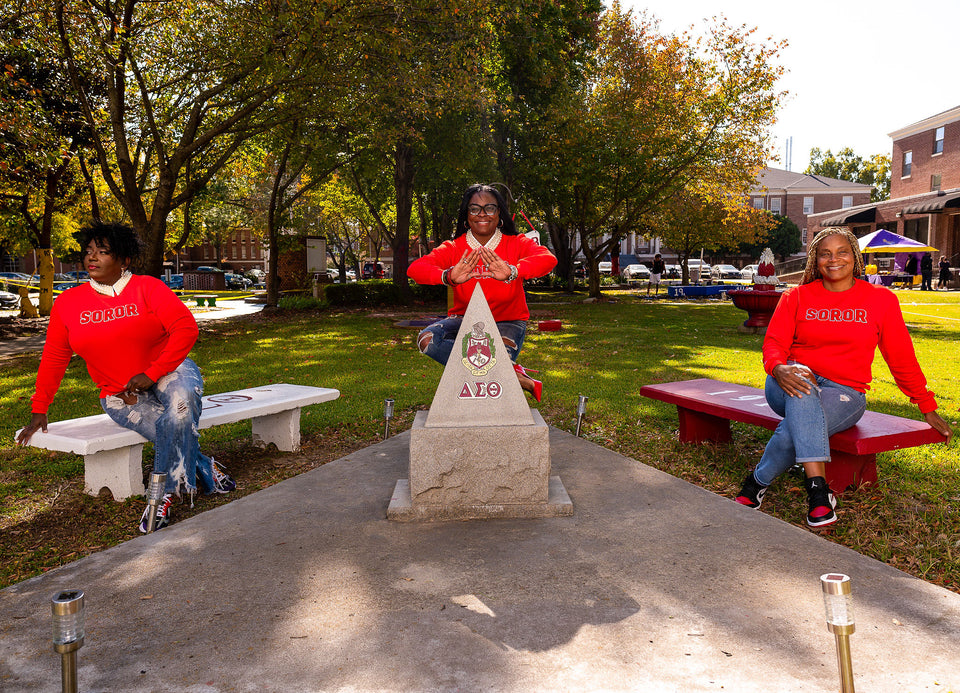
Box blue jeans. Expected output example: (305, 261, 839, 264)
(101, 358, 215, 495)
(753, 372, 866, 486)
(418, 317, 527, 366)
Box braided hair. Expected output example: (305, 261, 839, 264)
(800, 227, 865, 286)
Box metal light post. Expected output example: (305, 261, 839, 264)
(51, 589, 85, 693)
(383, 398, 395, 439)
(575, 395, 589, 437)
(821, 573, 856, 693)
(144, 471, 167, 534)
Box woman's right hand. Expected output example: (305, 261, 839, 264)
(772, 364, 814, 398)
(16, 413, 48, 446)
(448, 249, 482, 285)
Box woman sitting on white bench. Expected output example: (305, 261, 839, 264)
(16, 222, 235, 532)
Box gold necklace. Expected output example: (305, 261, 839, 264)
(466, 229, 502, 251)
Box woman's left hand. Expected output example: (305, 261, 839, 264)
(123, 373, 155, 397)
(924, 411, 953, 444)
(478, 246, 512, 281)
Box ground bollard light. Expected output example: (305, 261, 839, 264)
(575, 395, 589, 437)
(821, 573, 856, 693)
(384, 398, 395, 439)
(51, 589, 85, 693)
(145, 471, 167, 534)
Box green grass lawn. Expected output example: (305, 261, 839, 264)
(1, 288, 958, 591)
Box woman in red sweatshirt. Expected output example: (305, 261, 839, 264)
(16, 223, 234, 532)
(408, 184, 557, 400)
(735, 227, 952, 527)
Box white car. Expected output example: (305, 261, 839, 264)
(740, 264, 760, 282)
(598, 261, 613, 275)
(622, 264, 651, 281)
(684, 259, 712, 282)
(0, 289, 19, 309)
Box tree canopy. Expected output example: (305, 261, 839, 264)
(806, 147, 891, 202)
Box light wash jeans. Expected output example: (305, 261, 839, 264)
(753, 372, 866, 487)
(418, 317, 527, 366)
(101, 358, 215, 495)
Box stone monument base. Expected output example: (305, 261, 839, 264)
(387, 410, 573, 522)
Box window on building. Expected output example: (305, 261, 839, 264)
(932, 174, 942, 192)
(903, 150, 912, 177)
(241, 244, 247, 259)
(801, 227, 808, 244)
(770, 198, 782, 214)
(752, 197, 764, 209)
(803, 197, 814, 214)
(203, 246, 209, 260)
(842, 196, 853, 209)
(934, 126, 944, 155)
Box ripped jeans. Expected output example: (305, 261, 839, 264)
(418, 317, 527, 366)
(100, 358, 215, 495)
(753, 373, 867, 486)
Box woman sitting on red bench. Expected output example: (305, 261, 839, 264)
(735, 228, 952, 528)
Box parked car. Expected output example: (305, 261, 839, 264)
(598, 261, 613, 275)
(663, 264, 682, 280)
(162, 274, 184, 290)
(622, 264, 651, 281)
(53, 281, 87, 293)
(710, 264, 743, 283)
(246, 268, 265, 281)
(740, 264, 760, 282)
(362, 261, 385, 279)
(224, 272, 252, 289)
(0, 289, 18, 309)
(684, 259, 712, 282)
(0, 271, 36, 285)
(63, 270, 89, 281)
(195, 265, 221, 272)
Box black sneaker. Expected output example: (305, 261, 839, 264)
(735, 473, 767, 509)
(139, 493, 174, 533)
(209, 458, 236, 494)
(804, 476, 837, 527)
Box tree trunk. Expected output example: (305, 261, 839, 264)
(392, 141, 415, 300)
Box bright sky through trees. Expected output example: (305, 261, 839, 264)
(630, 0, 959, 169)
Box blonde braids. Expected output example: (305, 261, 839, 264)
(800, 227, 865, 285)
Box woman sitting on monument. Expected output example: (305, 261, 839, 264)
(16, 222, 235, 533)
(734, 227, 952, 528)
(408, 183, 557, 401)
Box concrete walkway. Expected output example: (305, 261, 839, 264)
(1, 428, 959, 692)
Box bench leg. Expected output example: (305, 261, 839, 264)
(252, 409, 301, 451)
(84, 445, 145, 500)
(826, 451, 878, 493)
(676, 406, 732, 444)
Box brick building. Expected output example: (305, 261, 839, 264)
(750, 168, 873, 247)
(808, 105, 960, 264)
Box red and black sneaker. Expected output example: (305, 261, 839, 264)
(735, 473, 767, 509)
(138, 492, 174, 533)
(804, 476, 837, 528)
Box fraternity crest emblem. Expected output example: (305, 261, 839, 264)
(461, 321, 497, 376)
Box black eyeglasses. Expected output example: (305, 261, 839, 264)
(467, 203, 499, 217)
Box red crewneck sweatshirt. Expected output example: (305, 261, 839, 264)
(408, 234, 557, 320)
(762, 279, 937, 413)
(32, 274, 199, 414)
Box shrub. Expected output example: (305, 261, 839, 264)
(323, 280, 445, 307)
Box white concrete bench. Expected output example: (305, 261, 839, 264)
(16, 383, 340, 500)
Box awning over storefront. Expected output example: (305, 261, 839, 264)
(900, 192, 960, 215)
(821, 205, 877, 226)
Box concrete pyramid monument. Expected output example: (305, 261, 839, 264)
(388, 284, 572, 521)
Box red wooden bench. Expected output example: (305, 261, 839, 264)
(638, 377, 947, 492)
